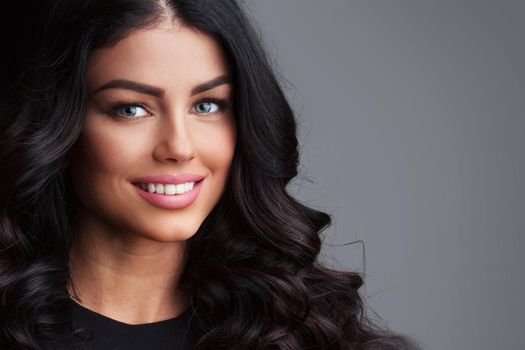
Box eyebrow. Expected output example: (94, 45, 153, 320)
(92, 75, 231, 97)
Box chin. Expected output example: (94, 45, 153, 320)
(140, 224, 200, 243)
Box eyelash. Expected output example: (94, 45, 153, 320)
(108, 98, 231, 119)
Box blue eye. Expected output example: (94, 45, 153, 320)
(108, 99, 230, 119)
(194, 101, 219, 114)
(112, 104, 149, 118)
(193, 98, 231, 116)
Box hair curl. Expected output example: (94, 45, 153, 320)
(0, 1, 421, 349)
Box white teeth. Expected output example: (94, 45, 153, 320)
(147, 183, 156, 193)
(175, 183, 185, 193)
(165, 184, 176, 195)
(139, 181, 196, 195)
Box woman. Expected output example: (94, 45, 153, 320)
(0, 0, 420, 349)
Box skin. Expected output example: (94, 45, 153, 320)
(67, 18, 236, 324)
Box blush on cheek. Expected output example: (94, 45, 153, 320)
(81, 120, 149, 175)
(202, 137, 236, 168)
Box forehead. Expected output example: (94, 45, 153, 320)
(86, 23, 230, 94)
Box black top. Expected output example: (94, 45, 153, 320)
(52, 299, 194, 350)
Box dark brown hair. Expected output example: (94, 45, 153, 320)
(0, 1, 421, 349)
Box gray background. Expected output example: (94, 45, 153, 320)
(246, 1, 525, 349)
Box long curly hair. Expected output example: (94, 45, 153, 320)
(0, 0, 421, 349)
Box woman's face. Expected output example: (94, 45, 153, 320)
(69, 22, 236, 243)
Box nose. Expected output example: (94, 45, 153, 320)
(153, 109, 195, 163)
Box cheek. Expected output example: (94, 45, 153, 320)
(69, 120, 150, 209)
(76, 121, 148, 177)
(194, 122, 236, 172)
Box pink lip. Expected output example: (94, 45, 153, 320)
(132, 173, 206, 185)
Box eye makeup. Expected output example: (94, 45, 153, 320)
(104, 96, 233, 120)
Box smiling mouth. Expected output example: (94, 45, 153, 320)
(131, 179, 204, 196)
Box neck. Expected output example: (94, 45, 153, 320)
(68, 218, 189, 325)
